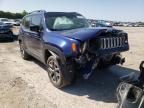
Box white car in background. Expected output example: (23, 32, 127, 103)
(0, 18, 11, 25)
(0, 18, 20, 26)
(9, 19, 20, 26)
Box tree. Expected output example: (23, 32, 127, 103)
(0, 10, 28, 19)
(22, 10, 28, 16)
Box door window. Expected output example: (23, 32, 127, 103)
(23, 16, 30, 29)
(31, 15, 42, 27)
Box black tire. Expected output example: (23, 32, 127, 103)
(19, 42, 30, 60)
(47, 56, 71, 88)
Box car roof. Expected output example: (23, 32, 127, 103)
(45, 12, 81, 16)
(27, 10, 80, 16)
(24, 11, 82, 19)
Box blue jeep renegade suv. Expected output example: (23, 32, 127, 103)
(19, 10, 129, 88)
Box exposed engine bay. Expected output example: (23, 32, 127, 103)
(117, 61, 144, 108)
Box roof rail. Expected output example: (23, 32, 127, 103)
(29, 10, 46, 14)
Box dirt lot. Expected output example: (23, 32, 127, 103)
(0, 27, 144, 108)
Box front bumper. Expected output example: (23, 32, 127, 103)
(88, 44, 129, 56)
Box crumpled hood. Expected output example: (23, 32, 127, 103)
(55, 27, 122, 41)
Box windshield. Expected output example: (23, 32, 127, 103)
(45, 13, 90, 31)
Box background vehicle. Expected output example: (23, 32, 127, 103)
(0, 18, 20, 26)
(19, 10, 129, 88)
(88, 19, 113, 27)
(96, 20, 113, 27)
(8, 19, 20, 26)
(14, 19, 22, 24)
(117, 61, 144, 108)
(0, 18, 12, 25)
(0, 22, 14, 41)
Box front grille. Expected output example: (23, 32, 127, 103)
(100, 36, 126, 49)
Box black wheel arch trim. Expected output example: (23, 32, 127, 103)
(43, 43, 66, 65)
(43, 43, 75, 83)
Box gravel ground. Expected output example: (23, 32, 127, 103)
(0, 27, 144, 108)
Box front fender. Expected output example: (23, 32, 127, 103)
(43, 32, 80, 57)
(43, 44, 75, 82)
(43, 44, 66, 65)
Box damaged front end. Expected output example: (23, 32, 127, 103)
(73, 29, 129, 79)
(116, 61, 144, 108)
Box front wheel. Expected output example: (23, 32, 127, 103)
(47, 56, 72, 88)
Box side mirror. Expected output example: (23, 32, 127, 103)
(30, 25, 40, 33)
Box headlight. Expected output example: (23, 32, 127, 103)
(79, 41, 89, 54)
(122, 33, 128, 44)
(124, 36, 128, 44)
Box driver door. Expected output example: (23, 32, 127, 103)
(29, 14, 43, 59)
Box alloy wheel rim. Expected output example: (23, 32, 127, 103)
(48, 59, 61, 84)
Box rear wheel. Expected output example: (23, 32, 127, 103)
(19, 42, 30, 60)
(47, 56, 71, 88)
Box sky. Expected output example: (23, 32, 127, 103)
(0, 0, 144, 22)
